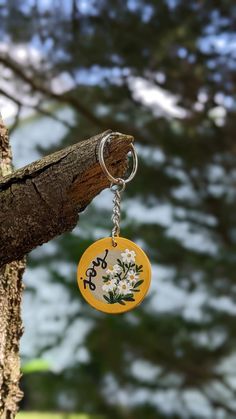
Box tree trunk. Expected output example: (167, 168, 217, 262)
(0, 116, 25, 418)
(0, 118, 133, 417)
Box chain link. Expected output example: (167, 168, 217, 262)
(110, 180, 125, 246)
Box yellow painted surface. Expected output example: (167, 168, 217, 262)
(77, 236, 152, 314)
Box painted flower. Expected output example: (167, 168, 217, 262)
(117, 280, 132, 295)
(127, 270, 139, 285)
(102, 278, 117, 292)
(121, 249, 136, 264)
(106, 264, 122, 276)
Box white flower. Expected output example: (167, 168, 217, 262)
(102, 279, 117, 292)
(106, 264, 122, 276)
(121, 249, 136, 264)
(127, 270, 139, 286)
(117, 280, 132, 295)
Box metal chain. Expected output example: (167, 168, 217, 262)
(98, 133, 138, 246)
(110, 180, 125, 246)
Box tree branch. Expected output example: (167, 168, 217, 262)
(0, 130, 133, 267)
(0, 54, 148, 143)
(0, 87, 74, 131)
(0, 54, 104, 128)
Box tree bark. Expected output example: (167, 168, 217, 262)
(0, 130, 133, 268)
(0, 116, 25, 418)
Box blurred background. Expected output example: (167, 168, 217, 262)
(0, 1, 236, 418)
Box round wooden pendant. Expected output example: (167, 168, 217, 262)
(77, 237, 152, 314)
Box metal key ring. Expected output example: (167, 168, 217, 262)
(98, 132, 138, 185)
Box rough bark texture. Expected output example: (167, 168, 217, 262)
(0, 116, 25, 418)
(0, 130, 133, 268)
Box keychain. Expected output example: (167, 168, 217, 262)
(77, 132, 152, 314)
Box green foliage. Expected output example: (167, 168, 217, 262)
(22, 359, 51, 374)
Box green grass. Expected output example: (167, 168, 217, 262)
(17, 413, 103, 419)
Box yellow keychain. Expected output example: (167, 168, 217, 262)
(77, 132, 152, 314)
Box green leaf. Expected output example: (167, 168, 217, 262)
(103, 294, 111, 303)
(136, 264, 143, 273)
(109, 291, 114, 303)
(133, 279, 144, 288)
(122, 296, 135, 302)
(22, 359, 51, 374)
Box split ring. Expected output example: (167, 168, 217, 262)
(98, 132, 138, 185)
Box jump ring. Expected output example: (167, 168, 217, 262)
(98, 132, 138, 185)
(110, 179, 126, 193)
